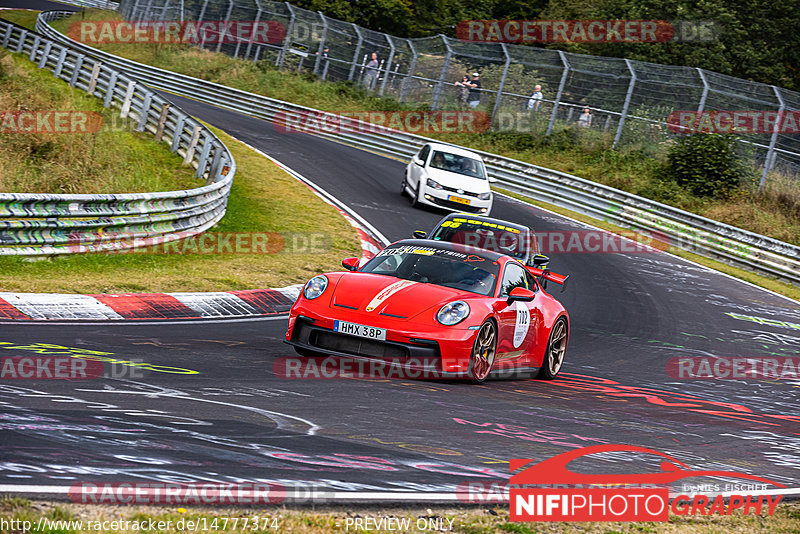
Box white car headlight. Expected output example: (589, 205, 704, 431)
(437, 301, 470, 325)
(303, 275, 328, 299)
(478, 192, 492, 200)
(426, 178, 443, 190)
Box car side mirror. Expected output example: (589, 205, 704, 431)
(532, 254, 550, 268)
(413, 157, 424, 166)
(341, 257, 359, 271)
(413, 230, 427, 239)
(507, 286, 535, 305)
(488, 176, 497, 183)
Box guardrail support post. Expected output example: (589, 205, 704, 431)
(184, 124, 202, 165)
(348, 23, 363, 81)
(155, 102, 170, 142)
(69, 54, 85, 88)
(491, 43, 511, 128)
(277, 2, 297, 68)
(103, 70, 118, 108)
(37, 41, 52, 69)
(87, 61, 102, 95)
(209, 148, 223, 184)
(312, 11, 328, 75)
(2, 24, 12, 48)
(171, 114, 186, 152)
(613, 59, 637, 149)
(760, 85, 785, 191)
(398, 40, 416, 103)
(16, 29, 27, 53)
(137, 93, 153, 131)
(120, 80, 136, 118)
(431, 35, 452, 111)
(379, 35, 396, 96)
(53, 47, 67, 78)
(196, 134, 213, 178)
(28, 35, 40, 63)
(546, 51, 569, 137)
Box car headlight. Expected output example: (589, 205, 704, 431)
(437, 301, 470, 325)
(303, 275, 328, 299)
(478, 192, 492, 200)
(426, 178, 443, 190)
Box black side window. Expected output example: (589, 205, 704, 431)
(499, 263, 528, 297)
(418, 145, 431, 163)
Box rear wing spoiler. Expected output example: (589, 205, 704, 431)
(526, 266, 569, 293)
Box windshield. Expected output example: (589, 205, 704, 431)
(429, 151, 486, 179)
(430, 219, 531, 262)
(360, 245, 499, 296)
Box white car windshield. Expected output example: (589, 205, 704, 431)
(429, 151, 486, 179)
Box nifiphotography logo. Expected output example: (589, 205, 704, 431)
(509, 444, 785, 522)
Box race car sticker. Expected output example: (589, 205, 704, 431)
(513, 301, 531, 348)
(365, 279, 417, 312)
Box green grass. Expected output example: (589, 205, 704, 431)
(0, 123, 360, 292)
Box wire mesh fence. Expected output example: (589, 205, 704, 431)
(116, 0, 800, 187)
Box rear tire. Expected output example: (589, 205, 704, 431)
(537, 317, 568, 380)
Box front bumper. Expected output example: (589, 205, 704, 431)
(285, 311, 479, 377)
(419, 187, 492, 214)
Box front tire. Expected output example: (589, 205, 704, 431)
(410, 182, 421, 208)
(468, 320, 497, 383)
(537, 317, 568, 379)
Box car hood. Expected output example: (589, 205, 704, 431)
(330, 273, 472, 320)
(426, 168, 490, 193)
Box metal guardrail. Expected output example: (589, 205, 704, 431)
(0, 17, 235, 254)
(35, 11, 800, 284)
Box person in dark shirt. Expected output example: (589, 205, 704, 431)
(465, 72, 481, 108)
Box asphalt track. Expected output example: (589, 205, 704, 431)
(1, 3, 799, 501)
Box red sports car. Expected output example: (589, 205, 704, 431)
(285, 240, 570, 383)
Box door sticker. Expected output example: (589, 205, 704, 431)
(513, 301, 530, 348)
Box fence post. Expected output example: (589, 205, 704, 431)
(491, 43, 511, 127)
(196, 134, 213, 178)
(431, 35, 452, 111)
(171, 114, 186, 152)
(155, 103, 170, 142)
(196, 0, 209, 29)
(613, 59, 637, 149)
(120, 80, 136, 118)
(69, 54, 85, 88)
(184, 124, 202, 165)
(142, 0, 156, 22)
(37, 41, 52, 69)
(545, 51, 569, 137)
(87, 61, 101, 95)
(760, 86, 785, 191)
(348, 23, 363, 81)
(696, 68, 709, 114)
(2, 24, 12, 48)
(53, 47, 67, 78)
(312, 11, 328, 75)
(137, 93, 153, 131)
(277, 2, 296, 68)
(243, 2, 263, 60)
(28, 35, 40, 63)
(215, 0, 235, 53)
(15, 29, 27, 53)
(398, 39, 416, 103)
(380, 34, 396, 96)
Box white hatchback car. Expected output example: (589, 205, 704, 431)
(402, 142, 494, 215)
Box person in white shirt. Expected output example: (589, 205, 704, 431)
(578, 107, 592, 128)
(527, 84, 543, 111)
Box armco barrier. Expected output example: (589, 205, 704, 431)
(0, 18, 235, 254)
(35, 11, 800, 285)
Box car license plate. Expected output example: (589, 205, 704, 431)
(334, 320, 386, 341)
(448, 195, 471, 205)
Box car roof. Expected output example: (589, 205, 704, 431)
(424, 142, 484, 161)
(390, 239, 510, 262)
(435, 213, 532, 234)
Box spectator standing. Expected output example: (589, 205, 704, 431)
(465, 72, 481, 108)
(578, 107, 592, 128)
(454, 75, 470, 106)
(363, 52, 379, 90)
(527, 84, 543, 111)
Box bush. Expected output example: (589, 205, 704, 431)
(665, 133, 754, 198)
